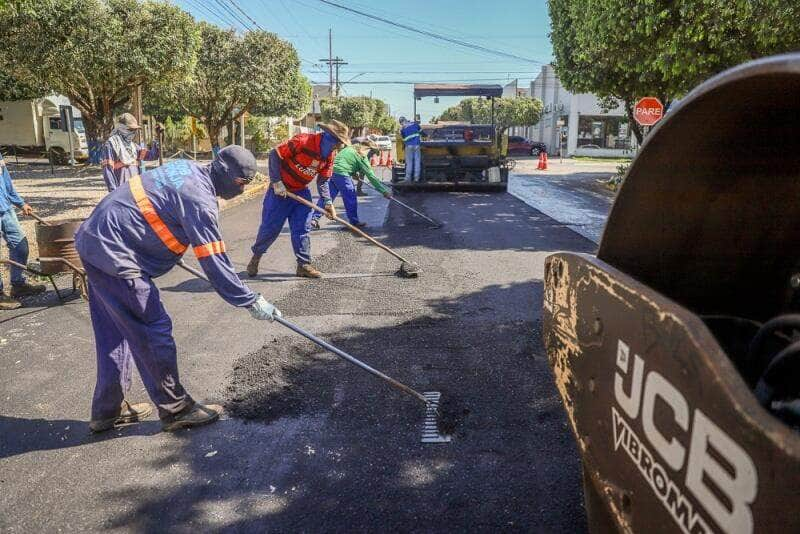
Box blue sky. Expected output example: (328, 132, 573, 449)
(175, 0, 554, 120)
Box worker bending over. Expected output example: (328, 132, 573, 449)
(101, 113, 162, 192)
(76, 146, 281, 433)
(247, 120, 350, 279)
(310, 140, 390, 230)
(399, 116, 422, 182)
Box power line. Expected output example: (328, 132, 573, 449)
(182, 0, 238, 28)
(212, 0, 251, 30)
(317, 0, 542, 64)
(227, 0, 263, 30)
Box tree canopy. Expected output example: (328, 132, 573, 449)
(320, 96, 397, 134)
(437, 97, 543, 131)
(0, 0, 199, 148)
(549, 0, 800, 142)
(160, 23, 310, 148)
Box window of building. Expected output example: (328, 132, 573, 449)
(577, 115, 631, 149)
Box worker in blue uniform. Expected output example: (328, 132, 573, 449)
(399, 116, 422, 182)
(75, 146, 281, 433)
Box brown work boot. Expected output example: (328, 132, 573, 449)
(10, 281, 46, 298)
(0, 292, 22, 310)
(246, 254, 261, 277)
(161, 403, 222, 432)
(296, 263, 322, 278)
(89, 400, 154, 433)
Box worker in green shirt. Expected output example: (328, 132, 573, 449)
(310, 140, 390, 230)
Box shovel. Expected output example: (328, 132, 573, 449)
(352, 176, 442, 228)
(284, 190, 421, 278)
(175, 259, 430, 407)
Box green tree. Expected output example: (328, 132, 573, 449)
(0, 0, 199, 158)
(320, 96, 396, 135)
(161, 23, 310, 150)
(437, 97, 543, 132)
(549, 0, 800, 143)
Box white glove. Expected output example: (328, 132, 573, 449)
(249, 294, 282, 321)
(272, 181, 287, 197)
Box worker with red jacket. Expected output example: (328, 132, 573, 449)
(247, 120, 350, 279)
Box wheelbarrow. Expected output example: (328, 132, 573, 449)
(543, 53, 800, 534)
(0, 212, 87, 301)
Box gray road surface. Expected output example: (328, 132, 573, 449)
(1, 185, 594, 532)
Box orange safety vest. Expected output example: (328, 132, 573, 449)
(275, 133, 335, 191)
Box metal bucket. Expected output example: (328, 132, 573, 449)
(34, 218, 83, 275)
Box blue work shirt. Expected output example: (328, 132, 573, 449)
(76, 160, 256, 307)
(401, 122, 422, 147)
(0, 154, 25, 214)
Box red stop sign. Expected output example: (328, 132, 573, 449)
(634, 97, 664, 126)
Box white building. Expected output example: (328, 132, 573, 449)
(530, 65, 636, 157)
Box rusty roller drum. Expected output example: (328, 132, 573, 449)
(35, 218, 83, 275)
(543, 53, 800, 534)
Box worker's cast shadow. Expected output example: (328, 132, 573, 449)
(0, 415, 162, 460)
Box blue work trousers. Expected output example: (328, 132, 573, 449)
(0, 209, 29, 292)
(83, 261, 193, 421)
(405, 145, 422, 181)
(312, 173, 359, 224)
(251, 187, 313, 265)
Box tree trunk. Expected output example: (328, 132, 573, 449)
(624, 101, 644, 145)
(208, 123, 222, 155)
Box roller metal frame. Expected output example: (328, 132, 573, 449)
(543, 53, 800, 533)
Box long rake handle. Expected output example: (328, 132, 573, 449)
(175, 259, 430, 406)
(284, 190, 413, 264)
(352, 177, 439, 226)
(27, 211, 52, 226)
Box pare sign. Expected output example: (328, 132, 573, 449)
(634, 97, 664, 126)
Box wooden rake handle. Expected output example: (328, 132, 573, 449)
(283, 190, 413, 264)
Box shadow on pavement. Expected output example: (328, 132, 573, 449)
(0, 416, 162, 459)
(97, 280, 588, 532)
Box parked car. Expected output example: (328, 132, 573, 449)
(368, 134, 393, 150)
(507, 136, 547, 156)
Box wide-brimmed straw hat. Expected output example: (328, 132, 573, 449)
(118, 112, 141, 130)
(359, 139, 380, 150)
(318, 119, 351, 145)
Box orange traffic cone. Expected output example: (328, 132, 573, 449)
(386, 153, 393, 167)
(536, 152, 545, 170)
(379, 150, 388, 167)
(370, 153, 380, 167)
(541, 152, 548, 170)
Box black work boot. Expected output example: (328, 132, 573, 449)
(10, 281, 46, 298)
(0, 292, 22, 310)
(246, 255, 261, 277)
(296, 263, 322, 279)
(161, 403, 222, 432)
(89, 400, 154, 433)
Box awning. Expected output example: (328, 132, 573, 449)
(413, 84, 504, 98)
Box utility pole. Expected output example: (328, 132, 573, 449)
(333, 56, 347, 96)
(319, 30, 347, 96)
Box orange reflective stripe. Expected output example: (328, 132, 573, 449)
(129, 176, 188, 255)
(193, 241, 225, 259)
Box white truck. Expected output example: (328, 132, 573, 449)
(0, 95, 88, 163)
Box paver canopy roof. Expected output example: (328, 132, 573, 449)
(413, 84, 503, 98)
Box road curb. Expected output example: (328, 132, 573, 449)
(218, 181, 268, 212)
